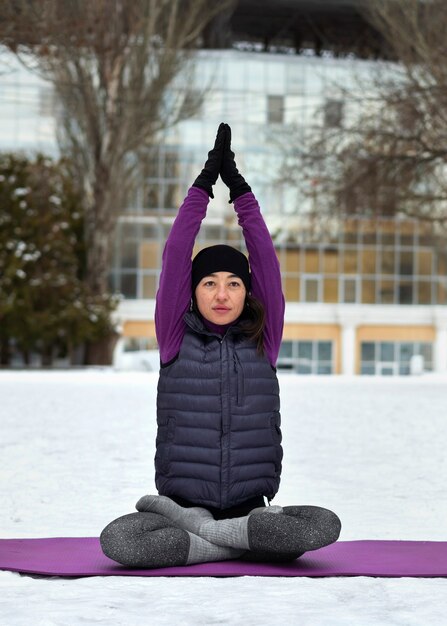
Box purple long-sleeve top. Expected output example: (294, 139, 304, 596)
(155, 186, 285, 368)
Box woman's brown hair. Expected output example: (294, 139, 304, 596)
(237, 293, 266, 357)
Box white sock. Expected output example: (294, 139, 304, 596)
(186, 532, 244, 565)
(136, 495, 251, 549)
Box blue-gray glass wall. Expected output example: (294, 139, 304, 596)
(1, 50, 446, 374)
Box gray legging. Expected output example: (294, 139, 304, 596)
(100, 505, 341, 569)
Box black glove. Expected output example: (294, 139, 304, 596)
(192, 122, 225, 198)
(220, 123, 252, 203)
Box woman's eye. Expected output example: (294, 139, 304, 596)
(204, 281, 215, 287)
(230, 282, 241, 288)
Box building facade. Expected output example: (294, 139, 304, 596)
(1, 48, 447, 374)
(110, 50, 447, 375)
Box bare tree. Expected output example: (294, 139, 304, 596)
(1, 0, 234, 362)
(2, 0, 233, 292)
(276, 0, 447, 238)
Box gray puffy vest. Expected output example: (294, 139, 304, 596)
(155, 310, 283, 510)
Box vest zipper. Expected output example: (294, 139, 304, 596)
(233, 352, 244, 406)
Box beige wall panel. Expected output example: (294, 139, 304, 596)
(357, 326, 435, 341)
(123, 321, 156, 338)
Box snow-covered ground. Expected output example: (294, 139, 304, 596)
(1, 369, 446, 625)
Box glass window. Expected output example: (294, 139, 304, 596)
(318, 342, 332, 360)
(437, 250, 447, 276)
(284, 276, 300, 301)
(145, 185, 159, 210)
(142, 274, 157, 298)
(298, 342, 312, 359)
(266, 62, 285, 94)
(267, 95, 284, 124)
(284, 95, 303, 125)
(202, 225, 222, 240)
(343, 279, 357, 303)
(246, 94, 266, 124)
(120, 273, 137, 298)
(161, 224, 173, 239)
(380, 220, 396, 245)
(399, 251, 414, 275)
(121, 240, 138, 269)
(379, 280, 395, 304)
(417, 281, 432, 304)
(323, 278, 338, 303)
(361, 342, 375, 361)
(380, 249, 395, 275)
(419, 343, 433, 362)
(279, 340, 334, 374)
(399, 343, 413, 363)
(123, 337, 158, 352)
(225, 60, 245, 90)
(380, 342, 394, 362)
(343, 219, 359, 244)
(437, 280, 447, 305)
(286, 64, 305, 94)
(417, 250, 433, 276)
(398, 281, 413, 304)
(343, 249, 358, 273)
(246, 61, 265, 92)
(361, 279, 376, 304)
(418, 224, 436, 246)
(324, 99, 344, 128)
(162, 183, 182, 210)
(304, 248, 320, 273)
(39, 86, 54, 117)
(143, 225, 158, 239)
(322, 248, 339, 273)
(361, 364, 375, 375)
(279, 341, 293, 359)
(164, 152, 180, 179)
(361, 341, 433, 376)
(142, 149, 160, 179)
(107, 271, 117, 292)
(362, 220, 378, 244)
(361, 249, 376, 274)
(398, 221, 415, 245)
(304, 278, 319, 302)
(285, 249, 300, 272)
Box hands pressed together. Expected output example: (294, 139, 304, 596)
(192, 122, 252, 203)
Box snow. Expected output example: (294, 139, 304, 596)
(1, 369, 447, 625)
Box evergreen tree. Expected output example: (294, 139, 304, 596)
(0, 153, 121, 367)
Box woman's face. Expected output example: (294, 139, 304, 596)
(195, 271, 246, 325)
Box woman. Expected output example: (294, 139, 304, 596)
(100, 123, 341, 568)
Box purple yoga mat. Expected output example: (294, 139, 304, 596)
(1, 538, 446, 578)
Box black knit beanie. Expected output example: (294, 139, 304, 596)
(191, 245, 251, 293)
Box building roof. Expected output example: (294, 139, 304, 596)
(205, 0, 389, 59)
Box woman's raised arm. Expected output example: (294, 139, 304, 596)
(155, 124, 225, 365)
(220, 124, 285, 367)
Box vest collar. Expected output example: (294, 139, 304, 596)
(183, 310, 243, 339)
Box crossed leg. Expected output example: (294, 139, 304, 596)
(100, 497, 341, 568)
(100, 511, 244, 568)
